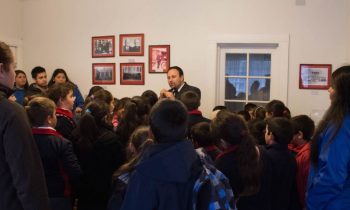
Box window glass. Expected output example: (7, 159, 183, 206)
(225, 54, 247, 76)
(249, 54, 271, 76)
(225, 78, 246, 100)
(248, 78, 270, 101)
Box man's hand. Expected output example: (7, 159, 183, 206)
(159, 88, 175, 100)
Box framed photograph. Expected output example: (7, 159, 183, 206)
(92, 36, 115, 57)
(119, 34, 144, 56)
(92, 63, 116, 85)
(299, 64, 332, 89)
(120, 63, 145, 85)
(149, 45, 170, 73)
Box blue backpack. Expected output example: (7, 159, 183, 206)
(193, 148, 237, 210)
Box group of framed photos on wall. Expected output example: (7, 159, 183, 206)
(91, 34, 170, 85)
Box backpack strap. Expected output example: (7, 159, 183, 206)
(193, 148, 237, 210)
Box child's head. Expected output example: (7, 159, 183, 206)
(141, 90, 158, 108)
(265, 99, 286, 118)
(244, 103, 257, 120)
(291, 115, 315, 144)
(31, 66, 47, 87)
(47, 83, 75, 111)
(91, 89, 114, 112)
(15, 70, 29, 89)
(265, 117, 293, 145)
(252, 106, 266, 120)
(211, 110, 249, 145)
(127, 126, 152, 158)
(190, 122, 215, 148)
(180, 91, 200, 111)
(26, 97, 56, 127)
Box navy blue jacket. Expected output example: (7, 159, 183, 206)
(121, 140, 202, 210)
(32, 127, 81, 198)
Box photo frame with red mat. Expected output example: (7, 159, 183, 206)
(120, 63, 145, 85)
(92, 63, 116, 85)
(149, 45, 170, 73)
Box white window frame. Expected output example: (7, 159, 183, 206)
(211, 35, 289, 107)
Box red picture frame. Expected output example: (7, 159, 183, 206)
(120, 63, 145, 85)
(299, 64, 332, 89)
(119, 34, 144, 56)
(149, 45, 170, 73)
(92, 36, 115, 58)
(92, 63, 116, 85)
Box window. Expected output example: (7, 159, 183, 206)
(217, 42, 288, 112)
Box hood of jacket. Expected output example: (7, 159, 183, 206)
(136, 140, 198, 183)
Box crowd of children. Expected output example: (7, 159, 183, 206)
(1, 41, 350, 210)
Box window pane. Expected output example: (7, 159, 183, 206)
(225, 78, 246, 100)
(249, 54, 271, 76)
(226, 54, 247, 76)
(248, 78, 270, 101)
(225, 102, 245, 113)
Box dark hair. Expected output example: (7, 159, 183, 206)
(237, 110, 250, 121)
(211, 110, 261, 196)
(77, 100, 110, 151)
(265, 100, 286, 118)
(88, 86, 103, 97)
(47, 83, 74, 105)
(116, 96, 149, 146)
(48, 68, 72, 87)
(252, 106, 266, 120)
(180, 91, 200, 111)
(31, 66, 46, 79)
(85, 89, 113, 106)
(0, 41, 14, 71)
(190, 122, 215, 147)
(248, 119, 266, 145)
(212, 105, 227, 112)
(291, 115, 315, 141)
(266, 117, 293, 145)
(15, 70, 29, 89)
(141, 90, 158, 108)
(26, 97, 56, 127)
(149, 99, 188, 143)
(114, 97, 131, 112)
(311, 65, 350, 165)
(244, 103, 257, 112)
(113, 126, 153, 179)
(167, 66, 184, 76)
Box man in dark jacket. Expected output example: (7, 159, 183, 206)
(160, 66, 201, 100)
(0, 41, 50, 210)
(120, 99, 202, 210)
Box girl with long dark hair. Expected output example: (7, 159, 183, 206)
(211, 110, 261, 198)
(307, 66, 350, 210)
(75, 100, 124, 210)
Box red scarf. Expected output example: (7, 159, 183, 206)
(216, 145, 239, 160)
(188, 109, 202, 115)
(204, 145, 219, 152)
(56, 107, 73, 119)
(32, 127, 63, 138)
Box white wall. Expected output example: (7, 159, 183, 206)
(18, 0, 350, 119)
(0, 0, 23, 68)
